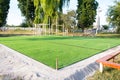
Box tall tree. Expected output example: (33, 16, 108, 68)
(0, 0, 10, 27)
(107, 1, 120, 33)
(77, 0, 98, 32)
(59, 10, 76, 30)
(17, 0, 35, 27)
(33, 0, 70, 24)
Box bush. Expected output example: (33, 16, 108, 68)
(102, 25, 109, 30)
(20, 22, 28, 27)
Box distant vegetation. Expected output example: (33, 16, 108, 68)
(107, 1, 120, 33)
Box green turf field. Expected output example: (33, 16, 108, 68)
(0, 36, 120, 69)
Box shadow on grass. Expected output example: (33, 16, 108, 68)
(26, 36, 83, 41)
(104, 67, 114, 72)
(96, 34, 120, 38)
(0, 34, 32, 37)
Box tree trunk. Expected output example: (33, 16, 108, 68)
(81, 27, 84, 33)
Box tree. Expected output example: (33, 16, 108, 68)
(33, 0, 70, 24)
(17, 0, 70, 26)
(107, 1, 120, 33)
(59, 10, 76, 30)
(77, 0, 98, 32)
(0, 0, 10, 27)
(17, 0, 35, 27)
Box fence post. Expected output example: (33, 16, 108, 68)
(56, 58, 58, 70)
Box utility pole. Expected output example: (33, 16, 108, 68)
(96, 7, 102, 34)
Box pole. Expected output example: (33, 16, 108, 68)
(63, 24, 64, 36)
(56, 58, 58, 70)
(96, 7, 102, 34)
(49, 17, 51, 36)
(56, 18, 58, 35)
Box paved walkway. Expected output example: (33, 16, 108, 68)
(0, 44, 120, 80)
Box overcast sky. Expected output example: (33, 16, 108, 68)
(7, 0, 115, 26)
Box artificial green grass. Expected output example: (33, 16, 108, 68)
(0, 36, 120, 69)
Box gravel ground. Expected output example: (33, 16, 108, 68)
(0, 44, 120, 80)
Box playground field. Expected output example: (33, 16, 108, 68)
(0, 36, 120, 69)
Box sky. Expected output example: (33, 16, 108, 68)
(7, 0, 115, 26)
(7, 0, 24, 25)
(96, 0, 114, 25)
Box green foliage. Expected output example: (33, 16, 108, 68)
(17, 0, 70, 26)
(33, 0, 70, 24)
(102, 25, 109, 30)
(59, 10, 76, 29)
(33, 0, 42, 23)
(77, 0, 98, 32)
(107, 1, 120, 33)
(17, 0, 35, 27)
(0, 0, 10, 27)
(0, 36, 120, 68)
(19, 21, 28, 27)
